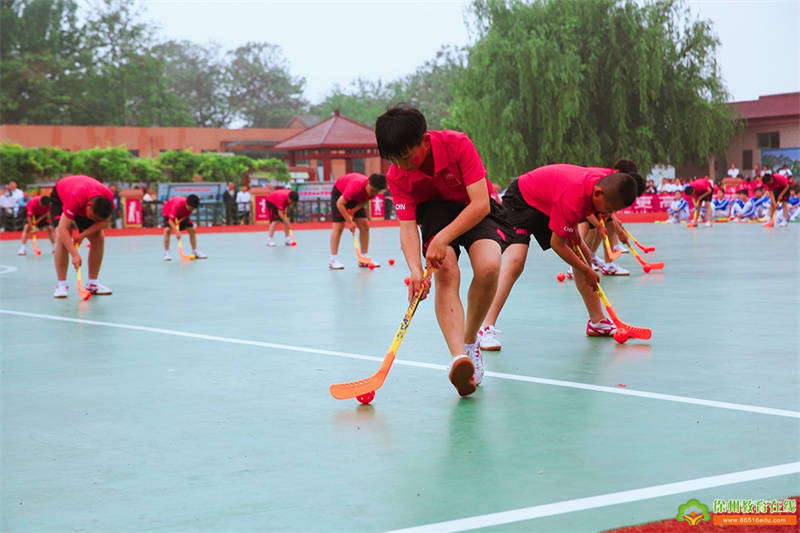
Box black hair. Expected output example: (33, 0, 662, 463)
(762, 173, 773, 184)
(737, 189, 748, 195)
(289, 191, 299, 202)
(368, 173, 387, 190)
(40, 195, 51, 206)
(629, 172, 645, 197)
(754, 186, 764, 192)
(186, 194, 200, 208)
(375, 104, 427, 160)
(612, 158, 638, 174)
(91, 196, 113, 219)
(684, 186, 694, 195)
(597, 172, 637, 208)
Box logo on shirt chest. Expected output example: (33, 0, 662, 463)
(442, 171, 463, 188)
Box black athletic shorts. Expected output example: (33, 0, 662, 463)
(416, 198, 512, 259)
(502, 179, 554, 251)
(331, 187, 367, 222)
(31, 216, 51, 229)
(162, 216, 193, 230)
(49, 186, 94, 232)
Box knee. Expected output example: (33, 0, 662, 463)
(473, 257, 501, 285)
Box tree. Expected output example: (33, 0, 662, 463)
(155, 150, 200, 182)
(311, 78, 406, 127)
(156, 40, 233, 127)
(0, 0, 87, 124)
(450, 0, 736, 182)
(403, 45, 466, 130)
(227, 42, 308, 127)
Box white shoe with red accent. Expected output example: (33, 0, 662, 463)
(478, 325, 502, 351)
(586, 318, 616, 337)
(465, 342, 484, 385)
(87, 282, 112, 295)
(329, 258, 344, 270)
(53, 284, 68, 298)
(601, 262, 630, 276)
(448, 354, 476, 397)
(612, 243, 629, 254)
(566, 266, 574, 280)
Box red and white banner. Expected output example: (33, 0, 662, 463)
(370, 194, 385, 219)
(122, 197, 142, 227)
(253, 194, 271, 224)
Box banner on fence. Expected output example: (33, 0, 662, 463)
(122, 197, 142, 228)
(370, 194, 385, 219)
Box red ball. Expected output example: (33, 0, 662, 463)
(643, 264, 651, 273)
(403, 276, 411, 285)
(388, 258, 395, 266)
(614, 329, 630, 344)
(291, 241, 297, 247)
(556, 272, 566, 282)
(356, 391, 375, 405)
(368, 263, 376, 270)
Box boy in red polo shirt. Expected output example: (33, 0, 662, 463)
(18, 195, 55, 255)
(49, 175, 114, 298)
(162, 194, 207, 260)
(375, 104, 513, 397)
(265, 188, 299, 246)
(761, 173, 790, 227)
(684, 177, 715, 227)
(329, 172, 387, 269)
(477, 165, 638, 350)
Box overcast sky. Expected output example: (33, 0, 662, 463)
(138, 0, 800, 104)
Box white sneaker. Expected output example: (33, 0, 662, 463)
(53, 284, 68, 298)
(192, 250, 208, 259)
(284, 236, 294, 246)
(665, 217, 677, 223)
(466, 343, 484, 385)
(329, 258, 345, 270)
(163, 251, 172, 261)
(601, 262, 630, 276)
(613, 243, 629, 254)
(478, 325, 502, 351)
(17, 246, 26, 255)
(448, 354, 476, 397)
(778, 220, 788, 227)
(566, 266, 574, 280)
(591, 255, 604, 271)
(87, 282, 112, 295)
(703, 221, 712, 227)
(586, 318, 616, 337)
(368, 260, 381, 268)
(267, 239, 277, 247)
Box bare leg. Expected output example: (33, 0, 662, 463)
(356, 218, 370, 254)
(464, 239, 501, 343)
(330, 222, 345, 255)
(188, 227, 197, 250)
(482, 243, 528, 327)
(433, 247, 465, 356)
(163, 227, 172, 251)
(20, 223, 30, 244)
(573, 268, 605, 322)
(86, 231, 105, 280)
(54, 231, 69, 281)
(47, 226, 55, 245)
(268, 221, 278, 238)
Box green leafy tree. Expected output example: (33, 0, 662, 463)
(311, 78, 406, 127)
(196, 153, 252, 183)
(403, 45, 466, 130)
(68, 146, 134, 182)
(449, 0, 736, 182)
(251, 157, 289, 182)
(227, 42, 308, 127)
(129, 157, 163, 183)
(155, 149, 200, 182)
(0, 144, 73, 185)
(0, 0, 88, 124)
(155, 40, 233, 127)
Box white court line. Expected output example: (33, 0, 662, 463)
(2, 309, 799, 419)
(0, 265, 18, 274)
(385, 461, 800, 532)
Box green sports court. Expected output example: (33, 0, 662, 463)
(1, 223, 798, 532)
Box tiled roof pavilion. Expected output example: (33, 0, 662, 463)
(274, 110, 383, 181)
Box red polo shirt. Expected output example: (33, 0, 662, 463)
(334, 173, 370, 204)
(517, 164, 614, 241)
(386, 130, 491, 221)
(266, 189, 292, 211)
(689, 178, 713, 199)
(766, 173, 789, 195)
(26, 196, 51, 218)
(55, 175, 113, 219)
(162, 196, 193, 220)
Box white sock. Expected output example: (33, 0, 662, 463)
(57, 280, 67, 288)
(87, 278, 97, 286)
(330, 255, 338, 261)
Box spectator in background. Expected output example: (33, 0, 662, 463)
(730, 189, 751, 222)
(712, 188, 731, 220)
(108, 184, 121, 229)
(666, 190, 689, 223)
(223, 181, 237, 224)
(751, 163, 761, 179)
(236, 185, 251, 224)
(142, 187, 155, 227)
(1, 184, 17, 231)
(726, 163, 740, 178)
(644, 179, 657, 194)
(778, 164, 793, 178)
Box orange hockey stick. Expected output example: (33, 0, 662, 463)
(625, 241, 664, 273)
(31, 217, 42, 256)
(622, 227, 655, 254)
(172, 220, 195, 261)
(599, 218, 622, 261)
(330, 268, 433, 400)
